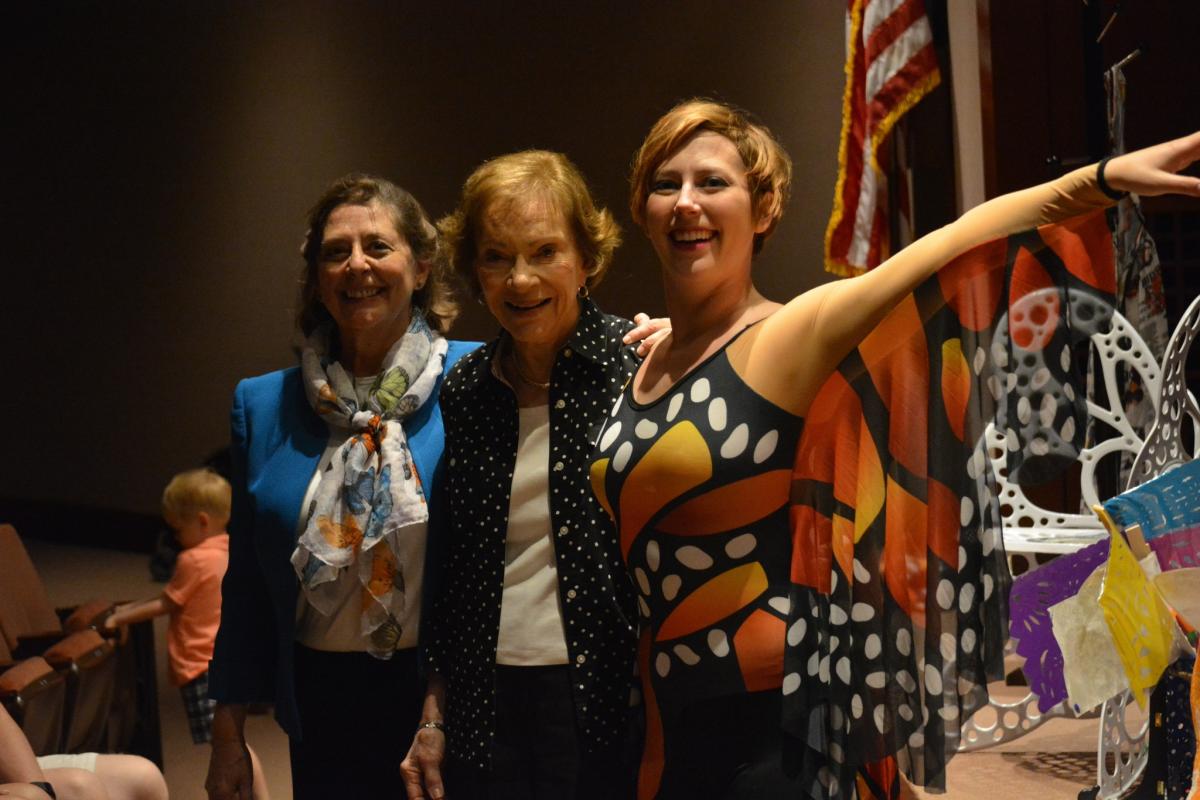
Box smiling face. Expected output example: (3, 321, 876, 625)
(316, 201, 430, 352)
(643, 131, 769, 281)
(474, 197, 587, 353)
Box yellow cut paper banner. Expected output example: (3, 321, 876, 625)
(1096, 522, 1178, 709)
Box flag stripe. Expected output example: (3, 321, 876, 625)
(848, 133, 880, 266)
(824, 0, 940, 277)
(865, 0, 927, 61)
(825, 0, 870, 269)
(865, 16, 933, 103)
(862, 0, 905, 42)
(870, 45, 939, 126)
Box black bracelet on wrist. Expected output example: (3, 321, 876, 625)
(1096, 156, 1128, 201)
(419, 720, 445, 733)
(31, 781, 57, 800)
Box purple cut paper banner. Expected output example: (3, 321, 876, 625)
(1008, 537, 1111, 711)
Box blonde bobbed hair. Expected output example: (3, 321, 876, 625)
(162, 468, 232, 527)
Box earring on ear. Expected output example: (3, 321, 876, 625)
(577, 284, 590, 299)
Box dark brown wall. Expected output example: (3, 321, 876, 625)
(2, 1, 847, 514)
(986, 0, 1200, 194)
(985, 0, 1200, 350)
(6, 1, 1194, 519)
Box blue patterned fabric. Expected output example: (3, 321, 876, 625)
(1102, 460, 1200, 540)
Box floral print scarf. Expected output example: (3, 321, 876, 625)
(291, 312, 448, 658)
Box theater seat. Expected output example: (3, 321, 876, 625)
(43, 630, 117, 753)
(61, 600, 138, 751)
(0, 524, 63, 653)
(0, 656, 66, 756)
(0, 632, 13, 669)
(104, 626, 141, 752)
(63, 599, 117, 634)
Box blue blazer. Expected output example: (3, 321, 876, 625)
(208, 340, 478, 739)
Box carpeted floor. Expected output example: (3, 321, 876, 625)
(26, 538, 1138, 799)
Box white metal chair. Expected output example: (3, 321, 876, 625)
(1093, 293, 1199, 800)
(995, 301, 1161, 560)
(961, 298, 1157, 753)
(961, 294, 1200, 800)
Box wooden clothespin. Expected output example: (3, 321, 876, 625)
(1093, 507, 1152, 560)
(1124, 523, 1151, 560)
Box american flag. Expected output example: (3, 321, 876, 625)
(824, 0, 941, 276)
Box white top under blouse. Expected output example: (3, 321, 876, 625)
(495, 404, 570, 665)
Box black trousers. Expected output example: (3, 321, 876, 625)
(654, 690, 807, 800)
(289, 644, 423, 800)
(448, 665, 632, 800)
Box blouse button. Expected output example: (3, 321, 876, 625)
(555, 399, 566, 410)
(567, 588, 578, 600)
(563, 348, 574, 357)
(553, 461, 564, 471)
(558, 525, 569, 537)
(576, 654, 587, 665)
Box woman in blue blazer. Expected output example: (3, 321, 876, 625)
(205, 173, 478, 799)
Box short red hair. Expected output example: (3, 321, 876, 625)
(629, 99, 792, 254)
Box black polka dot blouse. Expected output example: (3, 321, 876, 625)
(425, 300, 641, 768)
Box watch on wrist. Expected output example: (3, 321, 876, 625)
(31, 781, 58, 799)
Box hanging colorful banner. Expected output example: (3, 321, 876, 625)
(1097, 519, 1180, 708)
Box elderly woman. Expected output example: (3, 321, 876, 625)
(589, 100, 1200, 798)
(205, 174, 478, 799)
(401, 151, 665, 800)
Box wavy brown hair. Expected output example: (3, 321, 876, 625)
(296, 174, 459, 336)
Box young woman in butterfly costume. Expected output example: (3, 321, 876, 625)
(589, 100, 1200, 799)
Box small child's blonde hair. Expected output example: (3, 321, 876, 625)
(162, 469, 232, 527)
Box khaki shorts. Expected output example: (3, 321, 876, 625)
(36, 752, 99, 772)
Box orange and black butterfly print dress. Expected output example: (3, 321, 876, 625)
(590, 327, 804, 798)
(590, 210, 1117, 799)
(782, 210, 1115, 797)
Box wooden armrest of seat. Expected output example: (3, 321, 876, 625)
(63, 600, 116, 634)
(0, 657, 56, 696)
(42, 631, 111, 669)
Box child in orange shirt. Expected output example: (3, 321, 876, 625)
(105, 468, 268, 797)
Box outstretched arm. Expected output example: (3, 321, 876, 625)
(752, 132, 1200, 415)
(103, 594, 178, 630)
